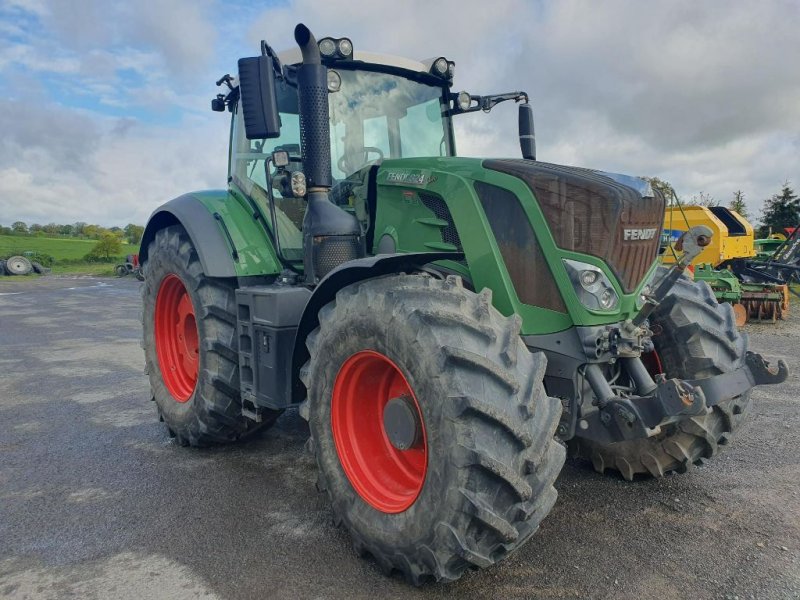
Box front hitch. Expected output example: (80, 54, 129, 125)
(746, 351, 789, 385)
(579, 351, 788, 444)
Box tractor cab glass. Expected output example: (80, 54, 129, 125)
(229, 67, 452, 262)
(328, 68, 453, 178)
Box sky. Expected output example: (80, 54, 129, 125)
(0, 0, 798, 227)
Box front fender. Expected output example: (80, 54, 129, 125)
(289, 252, 464, 405)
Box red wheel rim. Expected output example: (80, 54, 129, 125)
(155, 274, 199, 402)
(331, 350, 427, 513)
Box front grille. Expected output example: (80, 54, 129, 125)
(484, 160, 665, 293)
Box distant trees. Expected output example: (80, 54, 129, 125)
(643, 176, 677, 201)
(1, 220, 145, 243)
(758, 182, 800, 238)
(729, 190, 748, 219)
(87, 232, 123, 260)
(124, 223, 144, 245)
(691, 191, 718, 207)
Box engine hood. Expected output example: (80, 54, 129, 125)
(483, 159, 665, 292)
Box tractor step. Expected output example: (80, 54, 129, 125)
(235, 284, 311, 415)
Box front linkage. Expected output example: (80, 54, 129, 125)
(577, 226, 789, 445)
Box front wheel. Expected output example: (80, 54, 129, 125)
(573, 270, 751, 480)
(142, 225, 280, 446)
(303, 274, 565, 584)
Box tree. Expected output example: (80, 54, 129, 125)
(88, 232, 123, 260)
(690, 191, 719, 207)
(643, 176, 677, 201)
(124, 223, 144, 245)
(29, 223, 43, 234)
(729, 190, 749, 219)
(59, 224, 74, 236)
(11, 221, 27, 233)
(42, 223, 60, 235)
(758, 181, 800, 238)
(73, 222, 87, 237)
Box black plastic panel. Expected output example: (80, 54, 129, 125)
(475, 181, 567, 313)
(236, 285, 311, 409)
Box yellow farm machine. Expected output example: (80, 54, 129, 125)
(662, 206, 797, 325)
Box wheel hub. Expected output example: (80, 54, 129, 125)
(383, 396, 422, 451)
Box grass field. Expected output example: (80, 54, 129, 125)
(0, 235, 139, 276)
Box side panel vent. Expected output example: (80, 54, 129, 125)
(418, 192, 463, 251)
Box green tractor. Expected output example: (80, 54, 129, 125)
(140, 24, 788, 584)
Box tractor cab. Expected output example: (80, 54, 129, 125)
(226, 49, 456, 264)
(216, 37, 532, 274)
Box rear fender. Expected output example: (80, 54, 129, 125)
(140, 191, 282, 278)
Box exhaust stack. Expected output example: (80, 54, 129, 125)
(294, 23, 363, 284)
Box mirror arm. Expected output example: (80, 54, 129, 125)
(261, 40, 284, 81)
(448, 90, 529, 115)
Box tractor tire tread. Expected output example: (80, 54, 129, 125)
(303, 274, 564, 583)
(142, 225, 279, 447)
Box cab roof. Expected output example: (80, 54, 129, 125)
(277, 48, 432, 76)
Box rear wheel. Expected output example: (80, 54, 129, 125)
(142, 225, 279, 446)
(573, 270, 750, 480)
(303, 274, 565, 583)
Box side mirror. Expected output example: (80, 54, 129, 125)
(519, 103, 536, 160)
(237, 56, 281, 139)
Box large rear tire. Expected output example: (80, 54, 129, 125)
(142, 225, 280, 446)
(573, 270, 751, 480)
(303, 274, 565, 584)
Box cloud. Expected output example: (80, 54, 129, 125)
(35, 0, 216, 78)
(0, 99, 229, 225)
(0, 0, 798, 227)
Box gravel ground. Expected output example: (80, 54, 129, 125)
(0, 276, 798, 599)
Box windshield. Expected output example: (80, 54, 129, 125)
(229, 67, 452, 262)
(328, 68, 452, 177)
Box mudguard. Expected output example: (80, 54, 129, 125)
(289, 251, 465, 404)
(140, 191, 283, 278)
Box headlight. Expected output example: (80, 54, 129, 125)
(318, 38, 336, 57)
(291, 171, 307, 197)
(327, 69, 341, 92)
(457, 91, 471, 111)
(563, 259, 619, 312)
(338, 38, 353, 57)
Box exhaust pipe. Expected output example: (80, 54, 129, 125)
(294, 23, 363, 284)
(294, 24, 331, 189)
